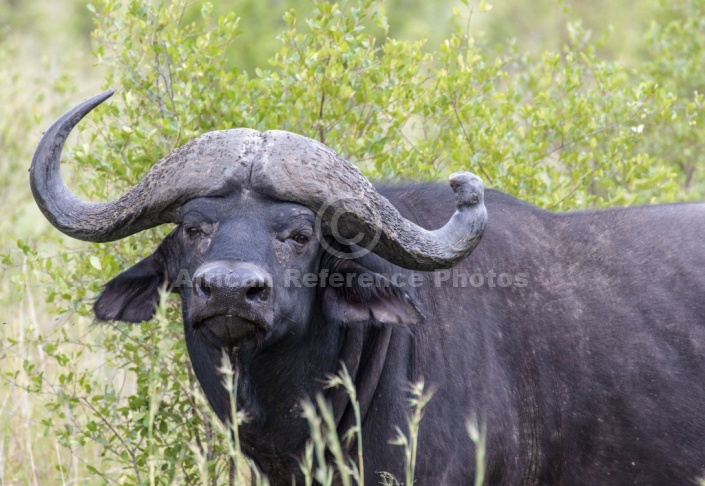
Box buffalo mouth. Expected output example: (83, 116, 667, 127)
(197, 314, 260, 344)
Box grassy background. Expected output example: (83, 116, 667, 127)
(2, 0, 700, 483)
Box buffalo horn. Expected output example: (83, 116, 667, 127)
(31, 91, 487, 270)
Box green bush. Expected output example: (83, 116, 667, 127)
(3, 0, 705, 483)
(643, 0, 705, 196)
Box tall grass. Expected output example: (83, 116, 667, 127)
(3, 0, 703, 482)
(0, 269, 487, 485)
(0, 257, 104, 484)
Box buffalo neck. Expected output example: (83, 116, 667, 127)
(228, 311, 411, 479)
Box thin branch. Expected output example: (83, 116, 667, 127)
(451, 101, 493, 184)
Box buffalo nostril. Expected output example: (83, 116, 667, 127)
(192, 262, 273, 314)
(195, 277, 212, 299)
(246, 285, 268, 301)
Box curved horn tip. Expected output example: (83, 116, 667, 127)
(73, 90, 115, 114)
(449, 171, 484, 208)
(92, 89, 115, 104)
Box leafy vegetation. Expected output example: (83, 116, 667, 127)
(2, 0, 705, 483)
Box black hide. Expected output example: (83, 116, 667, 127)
(95, 184, 705, 485)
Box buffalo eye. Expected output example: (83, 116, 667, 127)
(184, 222, 218, 239)
(185, 226, 203, 238)
(291, 234, 309, 245)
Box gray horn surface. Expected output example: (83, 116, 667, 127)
(30, 91, 487, 269)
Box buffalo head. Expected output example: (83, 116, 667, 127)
(30, 90, 487, 423)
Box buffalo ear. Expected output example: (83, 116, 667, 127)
(322, 261, 423, 327)
(94, 251, 169, 323)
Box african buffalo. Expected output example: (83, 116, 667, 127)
(31, 91, 705, 484)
